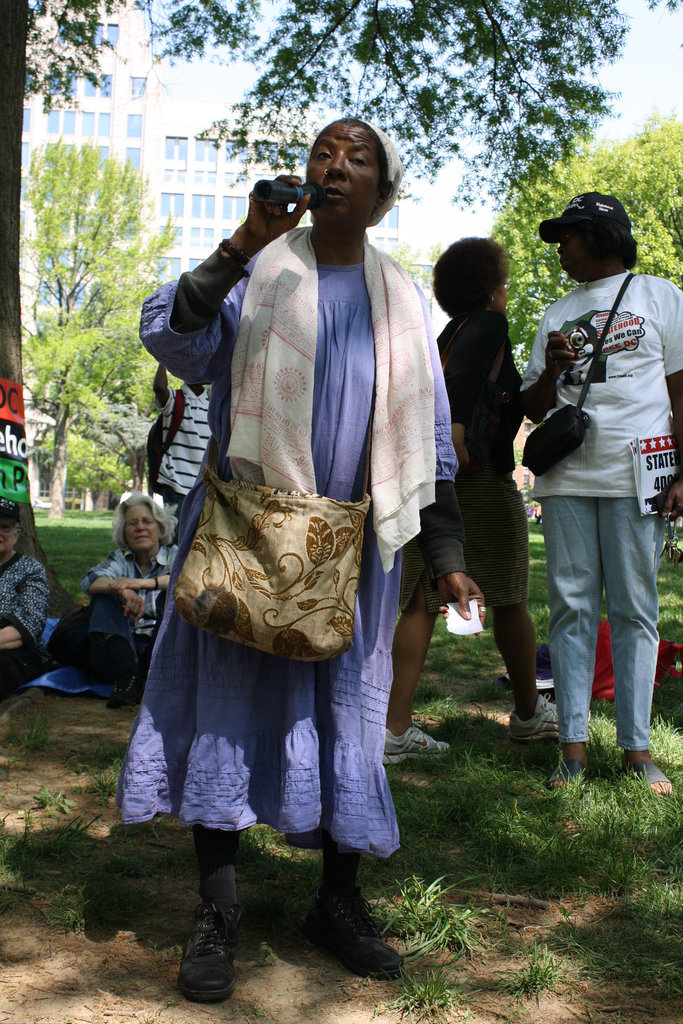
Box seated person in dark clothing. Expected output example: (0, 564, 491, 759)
(79, 493, 177, 709)
(0, 497, 49, 701)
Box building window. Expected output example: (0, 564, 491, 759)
(165, 136, 188, 162)
(126, 147, 141, 170)
(23, 109, 30, 133)
(82, 112, 95, 136)
(222, 196, 247, 221)
(100, 74, 112, 98)
(195, 140, 218, 164)
(190, 227, 201, 247)
(131, 77, 146, 100)
(47, 111, 60, 134)
(375, 208, 399, 230)
(62, 110, 76, 134)
(94, 23, 104, 45)
(225, 141, 247, 161)
(21, 141, 29, 167)
(373, 236, 398, 253)
(127, 114, 142, 138)
(98, 113, 110, 136)
(192, 194, 215, 219)
(174, 227, 183, 244)
(84, 78, 97, 98)
(161, 193, 184, 217)
(189, 259, 202, 271)
(108, 23, 119, 45)
(99, 146, 109, 160)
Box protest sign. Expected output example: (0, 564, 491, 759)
(0, 377, 30, 503)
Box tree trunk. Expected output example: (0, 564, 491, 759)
(0, 0, 26, 386)
(0, 0, 74, 614)
(49, 405, 69, 518)
(134, 447, 146, 492)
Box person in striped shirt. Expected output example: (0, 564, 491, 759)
(152, 364, 211, 535)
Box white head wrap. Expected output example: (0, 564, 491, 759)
(365, 123, 403, 226)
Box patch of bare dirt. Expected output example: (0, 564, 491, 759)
(0, 690, 680, 1024)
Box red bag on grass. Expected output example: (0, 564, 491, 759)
(592, 619, 682, 700)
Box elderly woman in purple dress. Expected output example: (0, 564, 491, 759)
(118, 118, 483, 1003)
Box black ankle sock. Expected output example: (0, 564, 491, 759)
(192, 825, 241, 910)
(320, 830, 360, 900)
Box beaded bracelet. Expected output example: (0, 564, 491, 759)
(220, 238, 251, 267)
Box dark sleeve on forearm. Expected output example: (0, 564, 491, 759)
(416, 480, 466, 581)
(170, 247, 248, 333)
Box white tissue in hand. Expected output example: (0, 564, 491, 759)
(445, 598, 482, 636)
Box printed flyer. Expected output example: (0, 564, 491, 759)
(630, 434, 681, 515)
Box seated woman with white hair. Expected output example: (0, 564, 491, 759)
(79, 492, 177, 708)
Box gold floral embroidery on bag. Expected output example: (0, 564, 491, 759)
(174, 443, 370, 661)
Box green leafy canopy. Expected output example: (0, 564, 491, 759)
(22, 141, 174, 494)
(28, 1, 680, 197)
(493, 116, 683, 365)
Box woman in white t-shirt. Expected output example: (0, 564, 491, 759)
(521, 192, 683, 794)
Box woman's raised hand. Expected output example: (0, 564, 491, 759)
(230, 175, 310, 259)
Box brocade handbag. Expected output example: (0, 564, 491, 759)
(522, 274, 633, 477)
(173, 438, 370, 661)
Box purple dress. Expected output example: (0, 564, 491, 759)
(117, 262, 456, 857)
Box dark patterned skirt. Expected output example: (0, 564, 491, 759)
(400, 465, 529, 612)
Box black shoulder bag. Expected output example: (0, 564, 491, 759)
(522, 273, 633, 477)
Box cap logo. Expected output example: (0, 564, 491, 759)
(566, 196, 587, 211)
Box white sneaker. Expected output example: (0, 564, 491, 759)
(509, 694, 559, 743)
(383, 725, 450, 766)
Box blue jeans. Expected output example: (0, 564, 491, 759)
(542, 496, 664, 751)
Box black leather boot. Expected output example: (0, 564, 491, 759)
(106, 671, 143, 709)
(178, 901, 241, 1003)
(303, 888, 402, 978)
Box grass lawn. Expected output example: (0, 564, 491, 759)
(34, 509, 114, 600)
(2, 515, 682, 1021)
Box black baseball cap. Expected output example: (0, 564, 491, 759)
(539, 192, 632, 243)
(0, 497, 21, 523)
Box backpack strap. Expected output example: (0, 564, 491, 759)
(488, 341, 506, 383)
(162, 389, 185, 454)
(439, 316, 470, 371)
